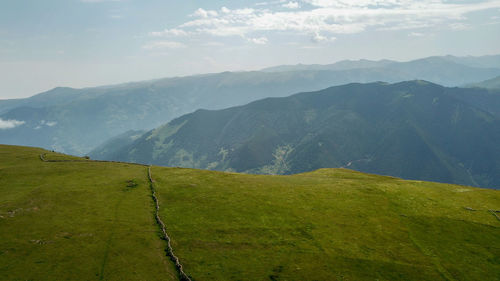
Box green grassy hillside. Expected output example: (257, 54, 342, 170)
(153, 167, 500, 281)
(0, 145, 177, 280)
(1, 145, 500, 280)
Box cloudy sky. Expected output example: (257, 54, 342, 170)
(1, 0, 500, 98)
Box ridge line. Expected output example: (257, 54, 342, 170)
(39, 152, 148, 166)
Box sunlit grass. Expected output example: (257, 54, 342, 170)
(153, 167, 500, 280)
(1, 144, 499, 280)
(0, 145, 177, 280)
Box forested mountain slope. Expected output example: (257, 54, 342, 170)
(99, 81, 500, 189)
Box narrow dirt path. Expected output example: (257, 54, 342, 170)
(39, 153, 191, 281)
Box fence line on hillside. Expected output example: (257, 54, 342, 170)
(489, 210, 500, 222)
(39, 153, 191, 281)
(39, 153, 148, 166)
(148, 166, 192, 281)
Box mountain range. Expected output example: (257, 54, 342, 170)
(261, 54, 500, 74)
(91, 81, 500, 189)
(1, 55, 500, 155)
(468, 75, 500, 89)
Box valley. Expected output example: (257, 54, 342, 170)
(92, 81, 500, 189)
(2, 55, 500, 156)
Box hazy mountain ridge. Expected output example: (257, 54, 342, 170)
(261, 59, 397, 72)
(0, 87, 81, 114)
(467, 75, 500, 89)
(88, 129, 146, 159)
(94, 81, 500, 189)
(2, 55, 500, 155)
(262, 55, 500, 73)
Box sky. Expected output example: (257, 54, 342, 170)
(0, 0, 500, 99)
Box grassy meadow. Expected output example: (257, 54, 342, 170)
(0, 145, 177, 280)
(153, 167, 500, 281)
(0, 144, 499, 280)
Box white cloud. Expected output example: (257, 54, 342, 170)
(311, 32, 336, 42)
(0, 118, 25, 129)
(302, 0, 446, 8)
(142, 41, 186, 50)
(256, 1, 288, 6)
(39, 120, 57, 127)
(248, 37, 269, 44)
(408, 32, 425, 37)
(80, 0, 121, 2)
(192, 8, 219, 18)
(283, 1, 300, 9)
(448, 22, 471, 30)
(301, 45, 323, 49)
(203, 42, 225, 47)
(149, 0, 500, 43)
(149, 28, 190, 37)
